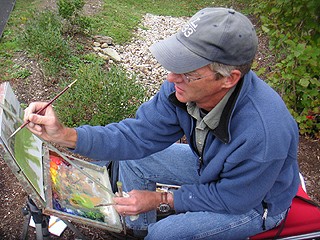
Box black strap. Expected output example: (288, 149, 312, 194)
(272, 207, 290, 239)
(271, 195, 320, 239)
(295, 195, 320, 208)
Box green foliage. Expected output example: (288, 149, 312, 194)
(58, 0, 85, 19)
(55, 63, 146, 127)
(0, 0, 34, 81)
(0, 58, 14, 82)
(81, 53, 105, 65)
(253, 0, 320, 138)
(58, 0, 92, 34)
(6, 0, 319, 138)
(11, 64, 32, 79)
(72, 15, 92, 34)
(22, 11, 72, 77)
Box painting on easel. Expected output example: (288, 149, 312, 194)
(0, 82, 123, 233)
(0, 82, 45, 201)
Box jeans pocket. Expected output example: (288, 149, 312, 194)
(267, 209, 288, 229)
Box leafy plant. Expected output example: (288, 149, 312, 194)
(58, 0, 92, 34)
(58, 0, 85, 19)
(11, 64, 32, 79)
(22, 11, 71, 77)
(55, 63, 146, 127)
(253, 0, 320, 137)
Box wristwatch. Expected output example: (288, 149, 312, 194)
(158, 192, 171, 213)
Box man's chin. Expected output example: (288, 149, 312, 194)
(175, 92, 188, 103)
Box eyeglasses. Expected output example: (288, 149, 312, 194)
(180, 71, 218, 83)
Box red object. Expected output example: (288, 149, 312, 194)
(250, 185, 320, 239)
(50, 155, 63, 165)
(50, 161, 58, 170)
(306, 115, 315, 120)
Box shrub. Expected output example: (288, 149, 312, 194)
(58, 0, 85, 20)
(55, 63, 146, 127)
(22, 11, 71, 77)
(253, 0, 320, 138)
(58, 0, 92, 34)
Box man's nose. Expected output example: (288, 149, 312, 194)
(167, 72, 183, 83)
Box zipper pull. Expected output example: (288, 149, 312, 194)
(197, 156, 203, 175)
(262, 204, 268, 230)
(262, 208, 268, 220)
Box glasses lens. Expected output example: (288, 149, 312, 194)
(181, 74, 190, 82)
(180, 71, 218, 83)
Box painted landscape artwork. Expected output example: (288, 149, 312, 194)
(0, 82, 45, 200)
(0, 82, 123, 232)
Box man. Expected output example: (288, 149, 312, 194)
(24, 7, 300, 240)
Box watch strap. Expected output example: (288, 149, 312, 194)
(161, 192, 168, 203)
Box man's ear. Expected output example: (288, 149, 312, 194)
(223, 70, 241, 89)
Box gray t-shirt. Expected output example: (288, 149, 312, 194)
(187, 86, 236, 154)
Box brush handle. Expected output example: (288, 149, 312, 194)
(9, 80, 77, 139)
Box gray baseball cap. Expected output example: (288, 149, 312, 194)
(150, 8, 258, 74)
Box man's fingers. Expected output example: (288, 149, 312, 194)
(113, 205, 133, 216)
(27, 112, 44, 125)
(24, 102, 51, 122)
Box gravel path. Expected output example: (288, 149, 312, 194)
(117, 14, 188, 96)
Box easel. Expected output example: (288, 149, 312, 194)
(21, 196, 87, 240)
(0, 83, 123, 239)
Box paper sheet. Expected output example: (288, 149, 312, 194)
(29, 215, 67, 236)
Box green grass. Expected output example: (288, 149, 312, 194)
(0, 0, 42, 81)
(0, 0, 232, 126)
(1, 0, 217, 80)
(55, 63, 147, 126)
(91, 0, 215, 44)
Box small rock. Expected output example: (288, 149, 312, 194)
(92, 46, 101, 52)
(99, 36, 113, 45)
(93, 42, 101, 47)
(98, 52, 110, 61)
(102, 48, 121, 62)
(101, 43, 109, 48)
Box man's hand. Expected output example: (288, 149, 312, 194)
(113, 190, 163, 216)
(24, 102, 77, 148)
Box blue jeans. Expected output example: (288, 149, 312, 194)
(119, 144, 287, 240)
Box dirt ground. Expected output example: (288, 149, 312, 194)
(0, 132, 319, 240)
(0, 1, 319, 239)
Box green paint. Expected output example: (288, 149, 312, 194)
(14, 127, 43, 198)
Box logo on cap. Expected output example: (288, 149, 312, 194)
(181, 17, 201, 38)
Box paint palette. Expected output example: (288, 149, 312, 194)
(0, 82, 123, 233)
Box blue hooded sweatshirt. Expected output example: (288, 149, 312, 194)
(73, 70, 300, 216)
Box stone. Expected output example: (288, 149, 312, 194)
(101, 43, 109, 48)
(98, 52, 110, 61)
(92, 46, 101, 52)
(98, 36, 113, 44)
(93, 41, 101, 47)
(91, 14, 188, 97)
(102, 48, 121, 61)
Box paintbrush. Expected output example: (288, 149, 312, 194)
(9, 80, 77, 139)
(48, 218, 62, 229)
(117, 181, 127, 235)
(94, 203, 116, 207)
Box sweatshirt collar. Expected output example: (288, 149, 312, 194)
(169, 77, 244, 143)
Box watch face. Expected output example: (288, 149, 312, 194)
(159, 203, 171, 213)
